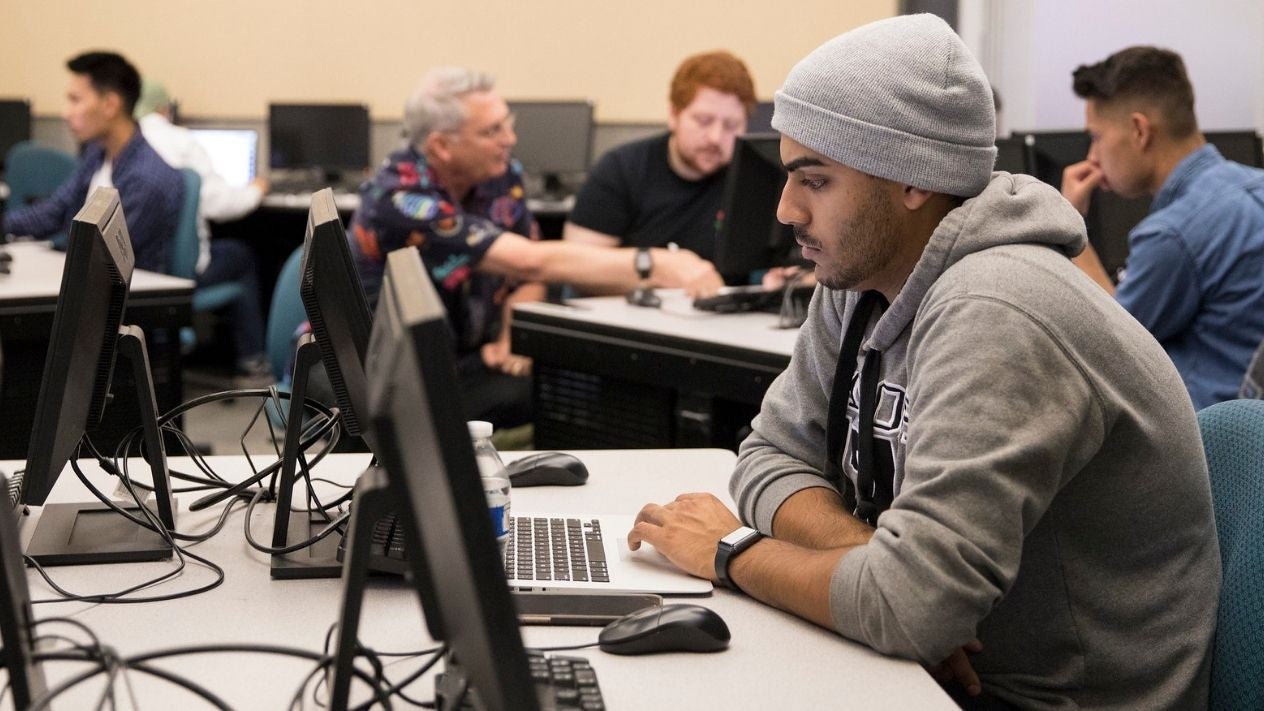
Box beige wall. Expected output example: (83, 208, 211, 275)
(1, 0, 895, 122)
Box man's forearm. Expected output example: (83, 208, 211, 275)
(771, 486, 874, 549)
(727, 538, 853, 630)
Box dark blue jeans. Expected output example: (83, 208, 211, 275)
(197, 238, 265, 361)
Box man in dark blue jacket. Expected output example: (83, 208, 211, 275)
(3, 51, 181, 274)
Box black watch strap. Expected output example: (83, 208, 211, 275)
(715, 526, 764, 592)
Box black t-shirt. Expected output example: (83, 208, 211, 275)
(568, 133, 725, 260)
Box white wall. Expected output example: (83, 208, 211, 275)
(960, 0, 1264, 134)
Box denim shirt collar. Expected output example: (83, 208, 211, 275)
(1152, 143, 1223, 212)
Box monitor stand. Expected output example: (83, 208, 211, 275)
(270, 334, 343, 579)
(25, 325, 176, 566)
(327, 466, 448, 709)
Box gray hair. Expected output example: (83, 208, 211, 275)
(402, 67, 496, 149)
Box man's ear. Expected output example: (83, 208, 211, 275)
(1130, 111, 1155, 151)
(425, 131, 452, 163)
(901, 184, 935, 211)
(100, 91, 123, 121)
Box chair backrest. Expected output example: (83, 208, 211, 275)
(3, 141, 76, 209)
(267, 246, 307, 381)
(169, 168, 202, 279)
(1197, 398, 1264, 711)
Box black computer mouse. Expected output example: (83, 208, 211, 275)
(506, 452, 589, 487)
(597, 603, 730, 655)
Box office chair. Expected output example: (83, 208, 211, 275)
(267, 246, 307, 382)
(170, 168, 248, 354)
(1196, 398, 1264, 711)
(3, 141, 76, 245)
(263, 246, 307, 428)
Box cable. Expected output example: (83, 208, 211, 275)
(529, 641, 602, 653)
(243, 488, 350, 555)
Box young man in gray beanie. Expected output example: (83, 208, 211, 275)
(626, 14, 1219, 709)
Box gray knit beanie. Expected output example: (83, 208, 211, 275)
(772, 14, 996, 197)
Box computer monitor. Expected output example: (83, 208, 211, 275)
(1207, 130, 1264, 168)
(331, 246, 535, 711)
(268, 103, 370, 177)
(269, 188, 375, 578)
(994, 135, 1031, 174)
(299, 188, 374, 441)
(713, 133, 801, 283)
(506, 100, 593, 195)
(746, 100, 775, 134)
(0, 99, 31, 173)
(20, 187, 175, 566)
(0, 474, 46, 708)
(189, 128, 258, 188)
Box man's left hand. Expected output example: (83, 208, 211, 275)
(627, 493, 742, 582)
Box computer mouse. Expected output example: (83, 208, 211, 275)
(506, 452, 589, 487)
(597, 603, 730, 655)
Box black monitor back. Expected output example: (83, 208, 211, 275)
(0, 98, 32, 173)
(22, 188, 133, 505)
(714, 133, 797, 282)
(507, 100, 594, 175)
(747, 100, 775, 134)
(994, 135, 1031, 174)
(269, 103, 370, 173)
(366, 247, 537, 711)
(300, 188, 374, 440)
(0, 474, 46, 707)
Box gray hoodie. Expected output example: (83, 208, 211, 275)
(731, 173, 1220, 709)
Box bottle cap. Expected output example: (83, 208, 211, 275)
(467, 420, 494, 440)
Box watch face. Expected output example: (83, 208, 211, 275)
(635, 249, 652, 277)
(721, 526, 757, 547)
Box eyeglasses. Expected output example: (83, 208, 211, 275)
(469, 113, 516, 140)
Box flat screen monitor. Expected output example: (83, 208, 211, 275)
(299, 188, 375, 442)
(0, 473, 45, 708)
(20, 187, 174, 565)
(189, 128, 258, 188)
(994, 135, 1030, 174)
(268, 103, 370, 175)
(1207, 130, 1263, 168)
(1025, 131, 1134, 279)
(713, 133, 801, 283)
(360, 246, 537, 710)
(746, 100, 774, 134)
(0, 99, 31, 173)
(507, 100, 593, 196)
(22, 189, 133, 506)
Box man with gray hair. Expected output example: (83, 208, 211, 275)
(626, 15, 1219, 708)
(350, 68, 715, 427)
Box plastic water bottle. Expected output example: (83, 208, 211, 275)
(468, 420, 512, 559)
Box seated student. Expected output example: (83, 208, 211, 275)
(1, 52, 181, 274)
(1060, 46, 1264, 409)
(563, 51, 755, 296)
(350, 67, 716, 428)
(134, 80, 274, 384)
(627, 16, 1219, 708)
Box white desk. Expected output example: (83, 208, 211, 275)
(13, 449, 953, 710)
(512, 292, 799, 450)
(0, 240, 193, 306)
(0, 241, 194, 459)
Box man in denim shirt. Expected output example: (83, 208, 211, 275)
(1061, 46, 1264, 410)
(2, 52, 181, 274)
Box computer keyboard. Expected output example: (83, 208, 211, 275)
(506, 517, 609, 584)
(527, 651, 605, 710)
